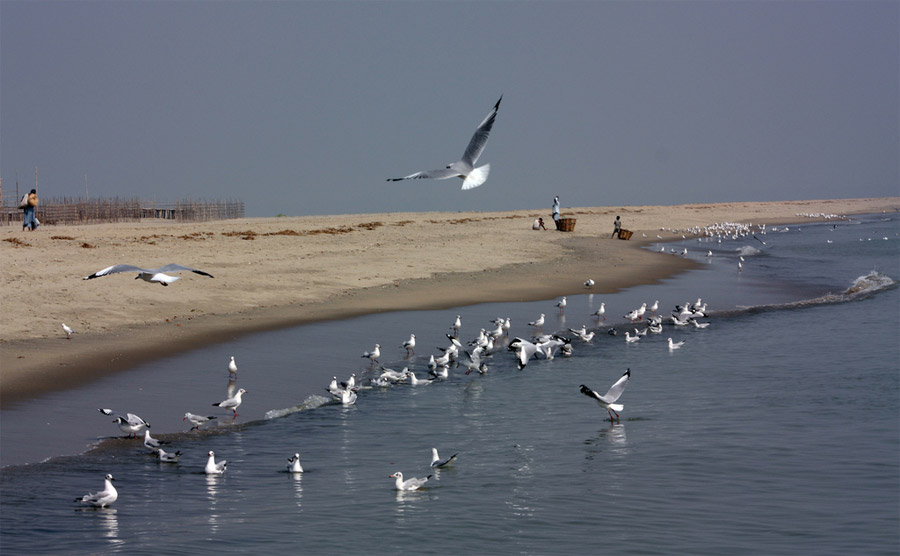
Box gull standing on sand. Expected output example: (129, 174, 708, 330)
(580, 368, 630, 422)
(390, 471, 432, 491)
(99, 408, 149, 438)
(62, 323, 75, 339)
(183, 412, 217, 431)
(287, 453, 304, 473)
(83, 263, 214, 286)
(205, 450, 227, 474)
(387, 96, 502, 191)
(431, 448, 458, 468)
(212, 388, 246, 417)
(584, 279, 595, 288)
(75, 474, 118, 507)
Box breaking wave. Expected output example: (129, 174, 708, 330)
(735, 270, 895, 314)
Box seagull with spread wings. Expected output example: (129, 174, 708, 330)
(83, 264, 214, 286)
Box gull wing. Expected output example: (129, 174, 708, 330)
(84, 264, 147, 280)
(460, 96, 502, 167)
(387, 167, 460, 182)
(153, 264, 214, 278)
(600, 369, 630, 403)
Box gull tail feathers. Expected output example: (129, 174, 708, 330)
(462, 164, 490, 190)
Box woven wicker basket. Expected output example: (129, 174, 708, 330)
(556, 218, 576, 232)
(618, 229, 633, 240)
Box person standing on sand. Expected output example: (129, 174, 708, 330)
(552, 196, 560, 223)
(22, 189, 39, 231)
(611, 215, 621, 238)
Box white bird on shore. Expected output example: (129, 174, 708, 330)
(99, 408, 149, 438)
(287, 453, 304, 473)
(361, 344, 381, 364)
(212, 388, 246, 417)
(143, 428, 167, 450)
(431, 448, 458, 468)
(528, 314, 545, 328)
(157, 448, 182, 463)
(205, 450, 227, 474)
(389, 471, 432, 491)
(556, 297, 567, 311)
(387, 96, 502, 191)
(667, 338, 685, 350)
(584, 279, 595, 288)
(228, 356, 238, 374)
(83, 263, 214, 286)
(738, 260, 743, 272)
(75, 474, 117, 507)
(62, 323, 75, 339)
(451, 315, 462, 336)
(183, 412, 217, 431)
(593, 303, 606, 320)
(580, 368, 630, 422)
(649, 300, 659, 313)
(401, 334, 416, 356)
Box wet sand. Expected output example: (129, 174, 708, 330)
(1, 198, 895, 404)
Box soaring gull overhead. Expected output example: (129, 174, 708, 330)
(83, 264, 214, 286)
(387, 96, 502, 190)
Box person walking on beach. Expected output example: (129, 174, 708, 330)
(21, 189, 39, 231)
(552, 196, 560, 223)
(611, 215, 621, 238)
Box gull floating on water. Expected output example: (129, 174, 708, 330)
(62, 323, 75, 339)
(431, 448, 458, 468)
(212, 388, 246, 417)
(183, 412, 217, 431)
(390, 471, 432, 491)
(624, 331, 640, 343)
(157, 448, 182, 463)
(75, 474, 118, 507)
(287, 453, 304, 473)
(99, 408, 149, 438)
(83, 264, 214, 286)
(205, 450, 227, 474)
(580, 368, 630, 422)
(387, 96, 502, 191)
(667, 338, 685, 350)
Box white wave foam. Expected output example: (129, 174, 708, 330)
(737, 246, 761, 256)
(844, 270, 896, 296)
(265, 394, 332, 420)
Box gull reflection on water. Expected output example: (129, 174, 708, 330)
(98, 508, 122, 548)
(291, 472, 303, 509)
(206, 475, 222, 534)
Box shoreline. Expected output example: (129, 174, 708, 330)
(2, 198, 896, 404)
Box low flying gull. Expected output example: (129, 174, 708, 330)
(431, 448, 458, 468)
(228, 356, 238, 374)
(205, 450, 227, 474)
(99, 408, 149, 438)
(390, 471, 432, 491)
(387, 96, 502, 191)
(157, 448, 182, 463)
(62, 323, 75, 339)
(83, 264, 214, 286)
(75, 474, 118, 507)
(212, 388, 246, 417)
(287, 453, 304, 473)
(183, 412, 217, 431)
(580, 368, 630, 422)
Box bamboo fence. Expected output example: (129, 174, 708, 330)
(0, 196, 244, 226)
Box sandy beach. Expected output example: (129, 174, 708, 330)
(1, 198, 896, 404)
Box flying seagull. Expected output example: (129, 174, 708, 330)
(580, 368, 631, 422)
(83, 264, 214, 286)
(387, 96, 502, 190)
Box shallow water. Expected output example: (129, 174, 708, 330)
(2, 213, 898, 555)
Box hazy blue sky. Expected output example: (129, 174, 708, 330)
(2, 1, 897, 217)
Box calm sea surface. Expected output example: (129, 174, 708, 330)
(2, 213, 898, 555)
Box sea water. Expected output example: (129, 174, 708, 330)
(1, 213, 897, 555)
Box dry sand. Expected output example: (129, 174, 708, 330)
(2, 198, 896, 403)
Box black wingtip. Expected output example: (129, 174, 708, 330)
(625, 368, 631, 376)
(494, 95, 503, 110)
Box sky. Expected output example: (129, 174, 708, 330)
(1, 0, 897, 218)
